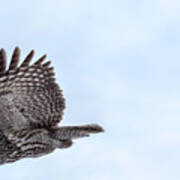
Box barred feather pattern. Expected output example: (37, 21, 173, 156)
(0, 47, 104, 165)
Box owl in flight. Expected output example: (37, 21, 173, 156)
(0, 47, 103, 165)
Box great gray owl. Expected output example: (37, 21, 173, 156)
(0, 47, 103, 165)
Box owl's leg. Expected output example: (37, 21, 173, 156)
(49, 124, 104, 143)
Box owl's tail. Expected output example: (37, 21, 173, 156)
(50, 124, 104, 141)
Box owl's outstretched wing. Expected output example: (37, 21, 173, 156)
(0, 47, 65, 130)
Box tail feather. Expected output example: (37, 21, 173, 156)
(74, 124, 104, 134)
(50, 124, 104, 140)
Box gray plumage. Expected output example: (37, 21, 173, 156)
(0, 47, 104, 165)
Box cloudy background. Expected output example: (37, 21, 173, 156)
(0, 0, 180, 179)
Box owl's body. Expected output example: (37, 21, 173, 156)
(0, 47, 103, 165)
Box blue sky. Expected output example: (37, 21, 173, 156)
(0, 0, 180, 179)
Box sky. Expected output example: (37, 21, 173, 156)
(0, 0, 180, 179)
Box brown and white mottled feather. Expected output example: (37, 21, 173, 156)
(0, 47, 65, 129)
(0, 47, 104, 165)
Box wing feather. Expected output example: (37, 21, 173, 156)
(0, 47, 65, 130)
(20, 50, 34, 68)
(0, 48, 6, 74)
(34, 55, 47, 65)
(8, 47, 20, 71)
(43, 61, 51, 68)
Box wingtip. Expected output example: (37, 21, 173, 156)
(14, 46, 20, 52)
(34, 54, 47, 65)
(30, 49, 35, 55)
(20, 49, 35, 68)
(12, 46, 20, 57)
(41, 54, 47, 59)
(43, 61, 51, 67)
(0, 48, 5, 54)
(28, 49, 35, 58)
